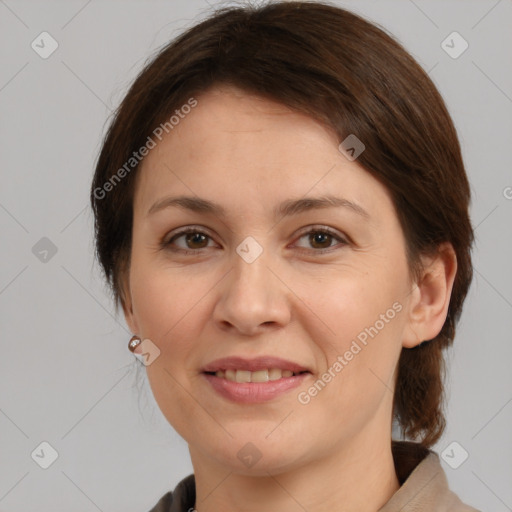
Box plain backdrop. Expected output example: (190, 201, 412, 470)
(0, 0, 511, 511)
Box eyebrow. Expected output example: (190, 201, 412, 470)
(147, 194, 370, 220)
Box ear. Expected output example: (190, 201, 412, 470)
(402, 242, 457, 348)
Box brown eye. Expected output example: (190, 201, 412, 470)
(308, 231, 334, 249)
(294, 227, 347, 253)
(165, 228, 214, 252)
(183, 232, 209, 249)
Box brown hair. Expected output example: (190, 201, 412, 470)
(90, 0, 474, 448)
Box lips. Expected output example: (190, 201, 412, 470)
(201, 356, 311, 403)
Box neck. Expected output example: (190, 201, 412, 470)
(189, 425, 400, 512)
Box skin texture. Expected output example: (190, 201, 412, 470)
(122, 85, 457, 512)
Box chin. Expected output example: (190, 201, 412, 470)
(200, 434, 312, 476)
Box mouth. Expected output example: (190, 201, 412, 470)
(201, 356, 312, 403)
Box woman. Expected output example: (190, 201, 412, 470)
(90, 2, 478, 510)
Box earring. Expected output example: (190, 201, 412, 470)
(128, 335, 142, 352)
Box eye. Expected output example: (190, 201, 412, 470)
(164, 227, 216, 253)
(293, 227, 348, 253)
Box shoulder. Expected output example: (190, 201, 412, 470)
(379, 441, 481, 512)
(147, 474, 196, 512)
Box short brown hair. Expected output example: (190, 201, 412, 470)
(90, 0, 474, 448)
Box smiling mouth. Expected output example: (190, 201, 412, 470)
(204, 369, 310, 382)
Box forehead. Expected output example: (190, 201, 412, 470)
(132, 86, 393, 222)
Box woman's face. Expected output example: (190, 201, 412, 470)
(123, 85, 418, 474)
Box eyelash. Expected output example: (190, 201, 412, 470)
(163, 225, 348, 255)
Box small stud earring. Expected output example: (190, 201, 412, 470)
(128, 335, 142, 352)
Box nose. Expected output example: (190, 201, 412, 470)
(212, 246, 291, 336)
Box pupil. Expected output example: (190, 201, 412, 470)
(310, 232, 330, 248)
(187, 233, 206, 248)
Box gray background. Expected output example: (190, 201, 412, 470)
(1, 0, 511, 510)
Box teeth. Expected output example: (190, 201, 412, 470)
(213, 368, 300, 382)
(235, 370, 251, 383)
(251, 370, 269, 383)
(268, 368, 282, 380)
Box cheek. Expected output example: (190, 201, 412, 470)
(295, 262, 406, 410)
(129, 259, 213, 438)
(295, 260, 406, 350)
(129, 251, 207, 342)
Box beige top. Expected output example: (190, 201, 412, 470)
(148, 441, 480, 511)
